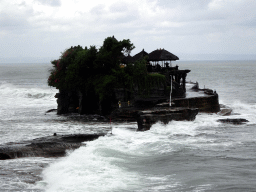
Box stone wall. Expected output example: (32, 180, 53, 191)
(137, 107, 199, 131)
(172, 94, 220, 113)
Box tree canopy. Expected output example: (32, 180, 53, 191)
(48, 36, 165, 101)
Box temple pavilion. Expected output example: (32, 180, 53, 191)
(123, 48, 190, 98)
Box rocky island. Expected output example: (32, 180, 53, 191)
(50, 36, 220, 130)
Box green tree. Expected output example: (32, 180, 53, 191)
(48, 36, 166, 114)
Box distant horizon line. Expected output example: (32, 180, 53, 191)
(1, 60, 256, 64)
(1, 54, 256, 63)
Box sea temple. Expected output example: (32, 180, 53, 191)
(52, 37, 220, 130)
(0, 37, 241, 161)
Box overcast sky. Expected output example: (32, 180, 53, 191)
(1, 0, 256, 62)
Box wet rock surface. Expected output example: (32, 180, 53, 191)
(173, 93, 220, 113)
(217, 118, 249, 125)
(218, 108, 233, 116)
(0, 134, 105, 160)
(137, 107, 199, 131)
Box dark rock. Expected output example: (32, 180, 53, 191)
(109, 108, 139, 122)
(191, 82, 199, 90)
(56, 90, 70, 114)
(54, 93, 60, 98)
(204, 89, 214, 95)
(217, 118, 249, 125)
(45, 109, 57, 114)
(173, 94, 220, 113)
(0, 134, 105, 160)
(219, 104, 229, 108)
(218, 108, 232, 116)
(134, 97, 167, 108)
(65, 114, 107, 122)
(137, 107, 198, 131)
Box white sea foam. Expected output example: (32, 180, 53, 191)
(0, 157, 54, 191)
(40, 134, 142, 192)
(0, 82, 56, 99)
(228, 100, 256, 124)
(0, 82, 57, 109)
(39, 125, 185, 191)
(39, 114, 225, 192)
(219, 99, 256, 124)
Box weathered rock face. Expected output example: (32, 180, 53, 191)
(173, 94, 220, 113)
(0, 134, 105, 160)
(109, 108, 139, 122)
(55, 91, 70, 114)
(191, 82, 199, 90)
(218, 108, 233, 116)
(55, 90, 102, 115)
(55, 90, 79, 115)
(217, 118, 249, 125)
(133, 97, 167, 108)
(137, 107, 198, 131)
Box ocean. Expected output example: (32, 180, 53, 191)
(0, 61, 256, 192)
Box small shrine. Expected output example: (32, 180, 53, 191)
(124, 48, 190, 98)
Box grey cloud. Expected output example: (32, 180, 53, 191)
(179, 10, 227, 23)
(157, 0, 210, 10)
(109, 2, 129, 13)
(34, 0, 61, 7)
(90, 4, 106, 16)
(240, 17, 256, 27)
(0, 2, 34, 34)
(0, 13, 30, 32)
(1, 0, 256, 60)
(156, 1, 238, 25)
(90, 3, 139, 25)
(109, 12, 139, 24)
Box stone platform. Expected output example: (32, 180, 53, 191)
(137, 107, 198, 131)
(172, 82, 220, 113)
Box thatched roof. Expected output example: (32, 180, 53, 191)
(121, 54, 133, 64)
(132, 49, 148, 62)
(148, 49, 179, 61)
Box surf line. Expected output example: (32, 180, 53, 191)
(109, 117, 113, 134)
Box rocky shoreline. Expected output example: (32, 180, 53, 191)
(1, 104, 250, 161)
(0, 134, 105, 160)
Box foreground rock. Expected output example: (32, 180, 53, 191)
(217, 118, 249, 125)
(0, 134, 105, 160)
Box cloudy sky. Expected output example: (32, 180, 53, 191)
(1, 0, 256, 62)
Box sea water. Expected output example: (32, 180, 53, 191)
(0, 61, 256, 191)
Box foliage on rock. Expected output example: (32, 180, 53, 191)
(48, 36, 166, 101)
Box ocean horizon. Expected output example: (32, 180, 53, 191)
(1, 53, 256, 63)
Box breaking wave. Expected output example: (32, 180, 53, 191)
(0, 82, 57, 100)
